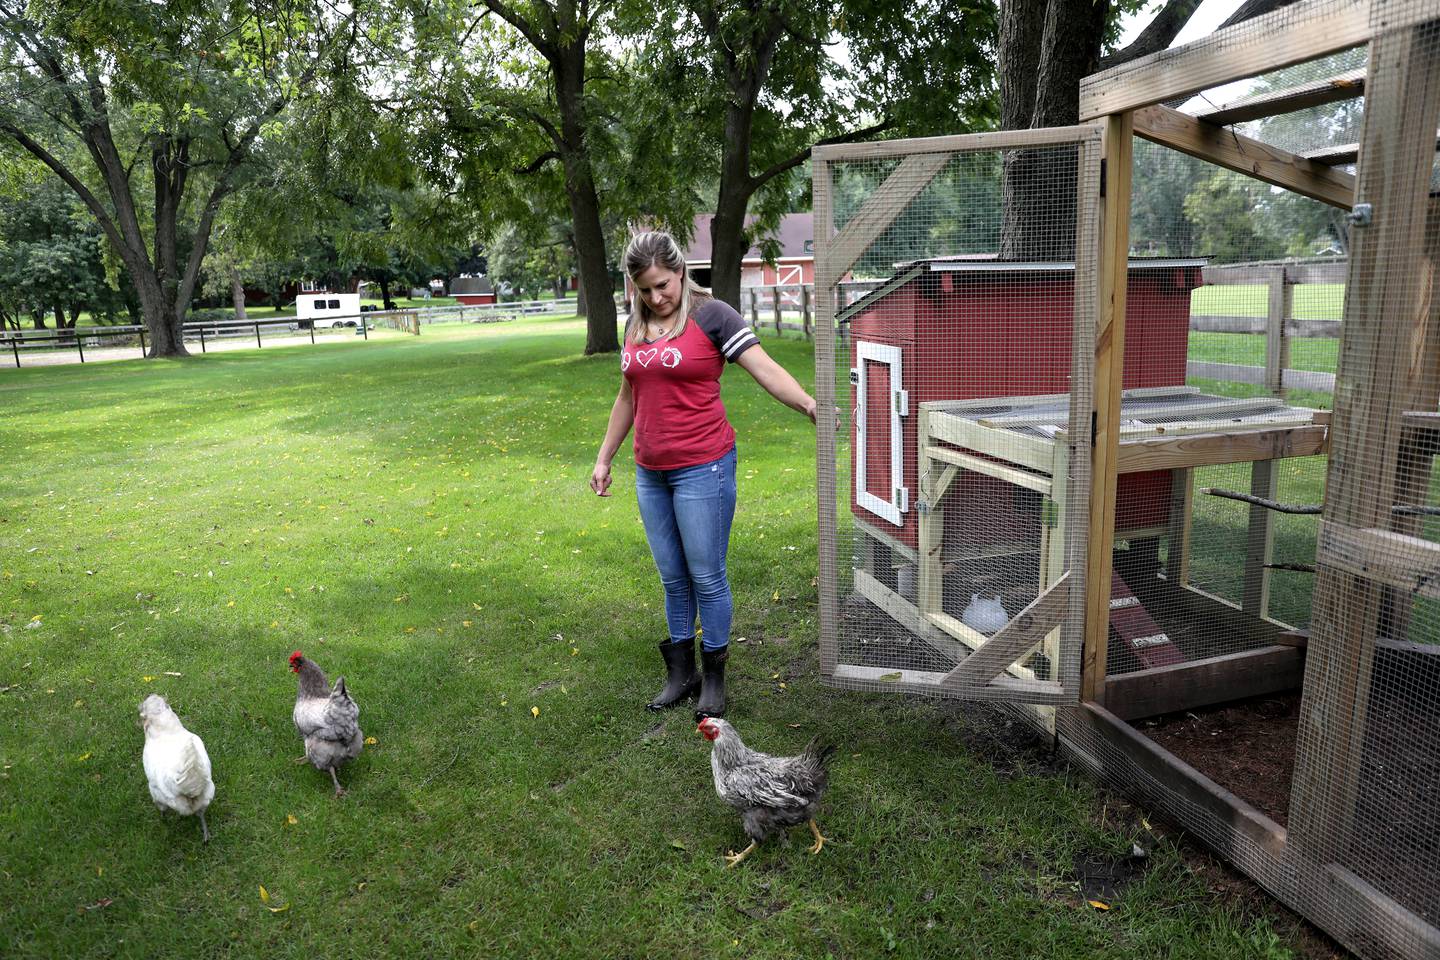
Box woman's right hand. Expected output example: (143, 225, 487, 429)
(590, 461, 613, 497)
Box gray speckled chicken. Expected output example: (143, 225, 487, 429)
(698, 717, 835, 867)
(289, 650, 362, 796)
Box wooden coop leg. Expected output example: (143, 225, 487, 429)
(1242, 459, 1279, 619)
(1291, 20, 1440, 865)
(1165, 469, 1194, 585)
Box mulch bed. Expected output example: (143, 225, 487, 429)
(1134, 692, 1300, 827)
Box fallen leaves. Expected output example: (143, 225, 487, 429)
(258, 885, 290, 913)
(530, 706, 540, 719)
(1087, 900, 1111, 911)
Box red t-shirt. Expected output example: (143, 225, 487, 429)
(622, 299, 759, 470)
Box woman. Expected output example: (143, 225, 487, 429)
(591, 231, 816, 721)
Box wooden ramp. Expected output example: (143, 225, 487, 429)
(1110, 571, 1185, 668)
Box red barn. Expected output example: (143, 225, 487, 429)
(450, 276, 497, 305)
(841, 257, 1205, 549)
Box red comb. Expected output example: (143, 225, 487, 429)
(289, 650, 303, 663)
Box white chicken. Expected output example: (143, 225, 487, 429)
(139, 694, 215, 842)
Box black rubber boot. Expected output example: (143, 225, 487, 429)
(647, 639, 700, 711)
(695, 646, 728, 721)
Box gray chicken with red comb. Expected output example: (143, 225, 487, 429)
(698, 716, 835, 867)
(289, 650, 363, 797)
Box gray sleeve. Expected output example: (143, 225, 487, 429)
(693, 299, 759, 362)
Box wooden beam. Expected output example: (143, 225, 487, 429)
(852, 568, 966, 662)
(1314, 867, 1440, 959)
(1116, 424, 1330, 473)
(1058, 703, 1289, 859)
(1317, 520, 1440, 601)
(828, 663, 1068, 703)
(1383, 195, 1440, 642)
(1104, 645, 1304, 721)
(818, 152, 951, 288)
(1078, 0, 1372, 121)
(812, 124, 1105, 164)
(814, 154, 841, 677)
(922, 445, 1053, 496)
(1303, 132, 1440, 166)
(1166, 469, 1194, 585)
(1243, 460, 1280, 617)
(942, 574, 1071, 689)
(1198, 68, 1366, 127)
(1291, 21, 1440, 865)
(1133, 104, 1356, 210)
(1202, 259, 1350, 285)
(1081, 112, 1134, 706)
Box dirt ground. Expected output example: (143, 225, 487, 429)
(1136, 693, 1299, 826)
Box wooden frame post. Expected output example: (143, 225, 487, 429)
(1080, 112, 1135, 705)
(1290, 21, 1440, 862)
(814, 156, 840, 677)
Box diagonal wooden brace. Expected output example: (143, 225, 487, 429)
(941, 573, 1071, 689)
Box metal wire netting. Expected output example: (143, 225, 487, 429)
(817, 2, 1440, 955)
(818, 134, 1099, 705)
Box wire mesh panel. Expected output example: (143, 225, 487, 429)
(1060, 3, 1440, 957)
(814, 128, 1102, 704)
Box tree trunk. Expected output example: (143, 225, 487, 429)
(553, 46, 618, 354)
(705, 17, 781, 310)
(575, 275, 588, 318)
(999, 0, 1109, 261)
(53, 303, 65, 330)
(230, 266, 248, 321)
(379, 277, 396, 311)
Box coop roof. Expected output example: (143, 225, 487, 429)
(836, 256, 1208, 323)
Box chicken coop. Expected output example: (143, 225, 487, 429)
(813, 1, 1440, 956)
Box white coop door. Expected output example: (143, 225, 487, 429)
(854, 340, 908, 526)
(813, 124, 1105, 708)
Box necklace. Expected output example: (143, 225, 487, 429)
(647, 320, 672, 339)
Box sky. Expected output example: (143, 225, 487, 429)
(1114, 0, 1254, 105)
(1115, 0, 1249, 49)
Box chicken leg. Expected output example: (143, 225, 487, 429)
(329, 768, 346, 798)
(724, 841, 758, 868)
(199, 810, 212, 843)
(807, 819, 828, 855)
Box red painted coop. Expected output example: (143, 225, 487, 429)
(841, 257, 1206, 555)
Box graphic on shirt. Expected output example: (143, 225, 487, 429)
(661, 347, 682, 368)
(620, 351, 631, 372)
(635, 347, 658, 367)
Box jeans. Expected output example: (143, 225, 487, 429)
(635, 446, 737, 652)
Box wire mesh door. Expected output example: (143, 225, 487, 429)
(813, 127, 1104, 705)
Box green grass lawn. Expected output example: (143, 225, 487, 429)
(1, 321, 1312, 959)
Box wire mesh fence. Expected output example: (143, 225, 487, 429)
(817, 1, 1440, 955)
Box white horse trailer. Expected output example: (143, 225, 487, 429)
(295, 292, 361, 328)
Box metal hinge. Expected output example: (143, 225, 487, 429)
(894, 389, 909, 416)
(849, 368, 859, 385)
(896, 487, 909, 513)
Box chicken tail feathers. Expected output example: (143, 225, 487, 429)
(802, 738, 837, 772)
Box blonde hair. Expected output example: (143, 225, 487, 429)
(623, 231, 712, 344)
